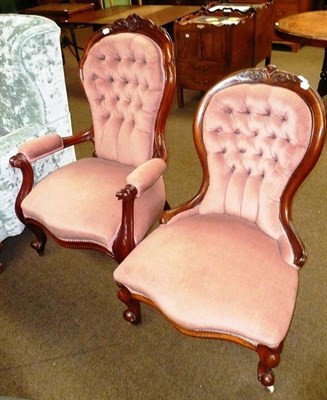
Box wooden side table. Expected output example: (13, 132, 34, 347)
(275, 11, 327, 97)
(22, 3, 95, 62)
(209, 1, 275, 66)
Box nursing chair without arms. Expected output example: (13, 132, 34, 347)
(114, 65, 326, 390)
(0, 14, 75, 267)
(10, 14, 176, 263)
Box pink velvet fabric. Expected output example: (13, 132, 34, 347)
(114, 213, 298, 347)
(199, 84, 312, 242)
(21, 158, 165, 249)
(82, 33, 166, 167)
(18, 134, 63, 162)
(126, 158, 166, 197)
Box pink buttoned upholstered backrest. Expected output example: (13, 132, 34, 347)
(81, 29, 167, 167)
(196, 69, 317, 242)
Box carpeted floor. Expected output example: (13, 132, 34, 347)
(0, 26, 326, 400)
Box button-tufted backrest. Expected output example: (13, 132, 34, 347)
(198, 82, 312, 240)
(81, 32, 166, 167)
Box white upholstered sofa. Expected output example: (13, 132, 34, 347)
(0, 14, 76, 255)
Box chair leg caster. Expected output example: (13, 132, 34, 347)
(266, 385, 275, 393)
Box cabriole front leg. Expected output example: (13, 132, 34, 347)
(117, 284, 141, 325)
(27, 221, 47, 255)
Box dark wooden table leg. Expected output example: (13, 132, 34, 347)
(318, 47, 327, 97)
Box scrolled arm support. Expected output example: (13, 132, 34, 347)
(112, 184, 138, 263)
(9, 153, 34, 223)
(62, 127, 94, 148)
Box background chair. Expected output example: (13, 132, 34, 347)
(114, 65, 326, 390)
(0, 14, 76, 265)
(10, 14, 176, 263)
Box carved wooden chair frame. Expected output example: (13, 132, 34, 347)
(10, 14, 176, 263)
(116, 65, 326, 390)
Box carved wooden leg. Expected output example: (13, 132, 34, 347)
(117, 285, 141, 325)
(28, 223, 47, 255)
(257, 343, 283, 392)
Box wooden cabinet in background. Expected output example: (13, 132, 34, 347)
(174, 8, 256, 107)
(273, 0, 314, 49)
(210, 1, 275, 66)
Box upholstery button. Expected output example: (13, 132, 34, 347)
(239, 148, 246, 153)
(98, 54, 105, 60)
(234, 129, 240, 135)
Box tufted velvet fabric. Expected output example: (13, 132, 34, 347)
(82, 33, 166, 166)
(199, 83, 311, 242)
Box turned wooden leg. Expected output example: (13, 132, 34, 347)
(117, 285, 141, 324)
(28, 223, 47, 255)
(257, 343, 284, 392)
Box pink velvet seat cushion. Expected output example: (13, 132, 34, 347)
(21, 158, 165, 250)
(114, 213, 298, 348)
